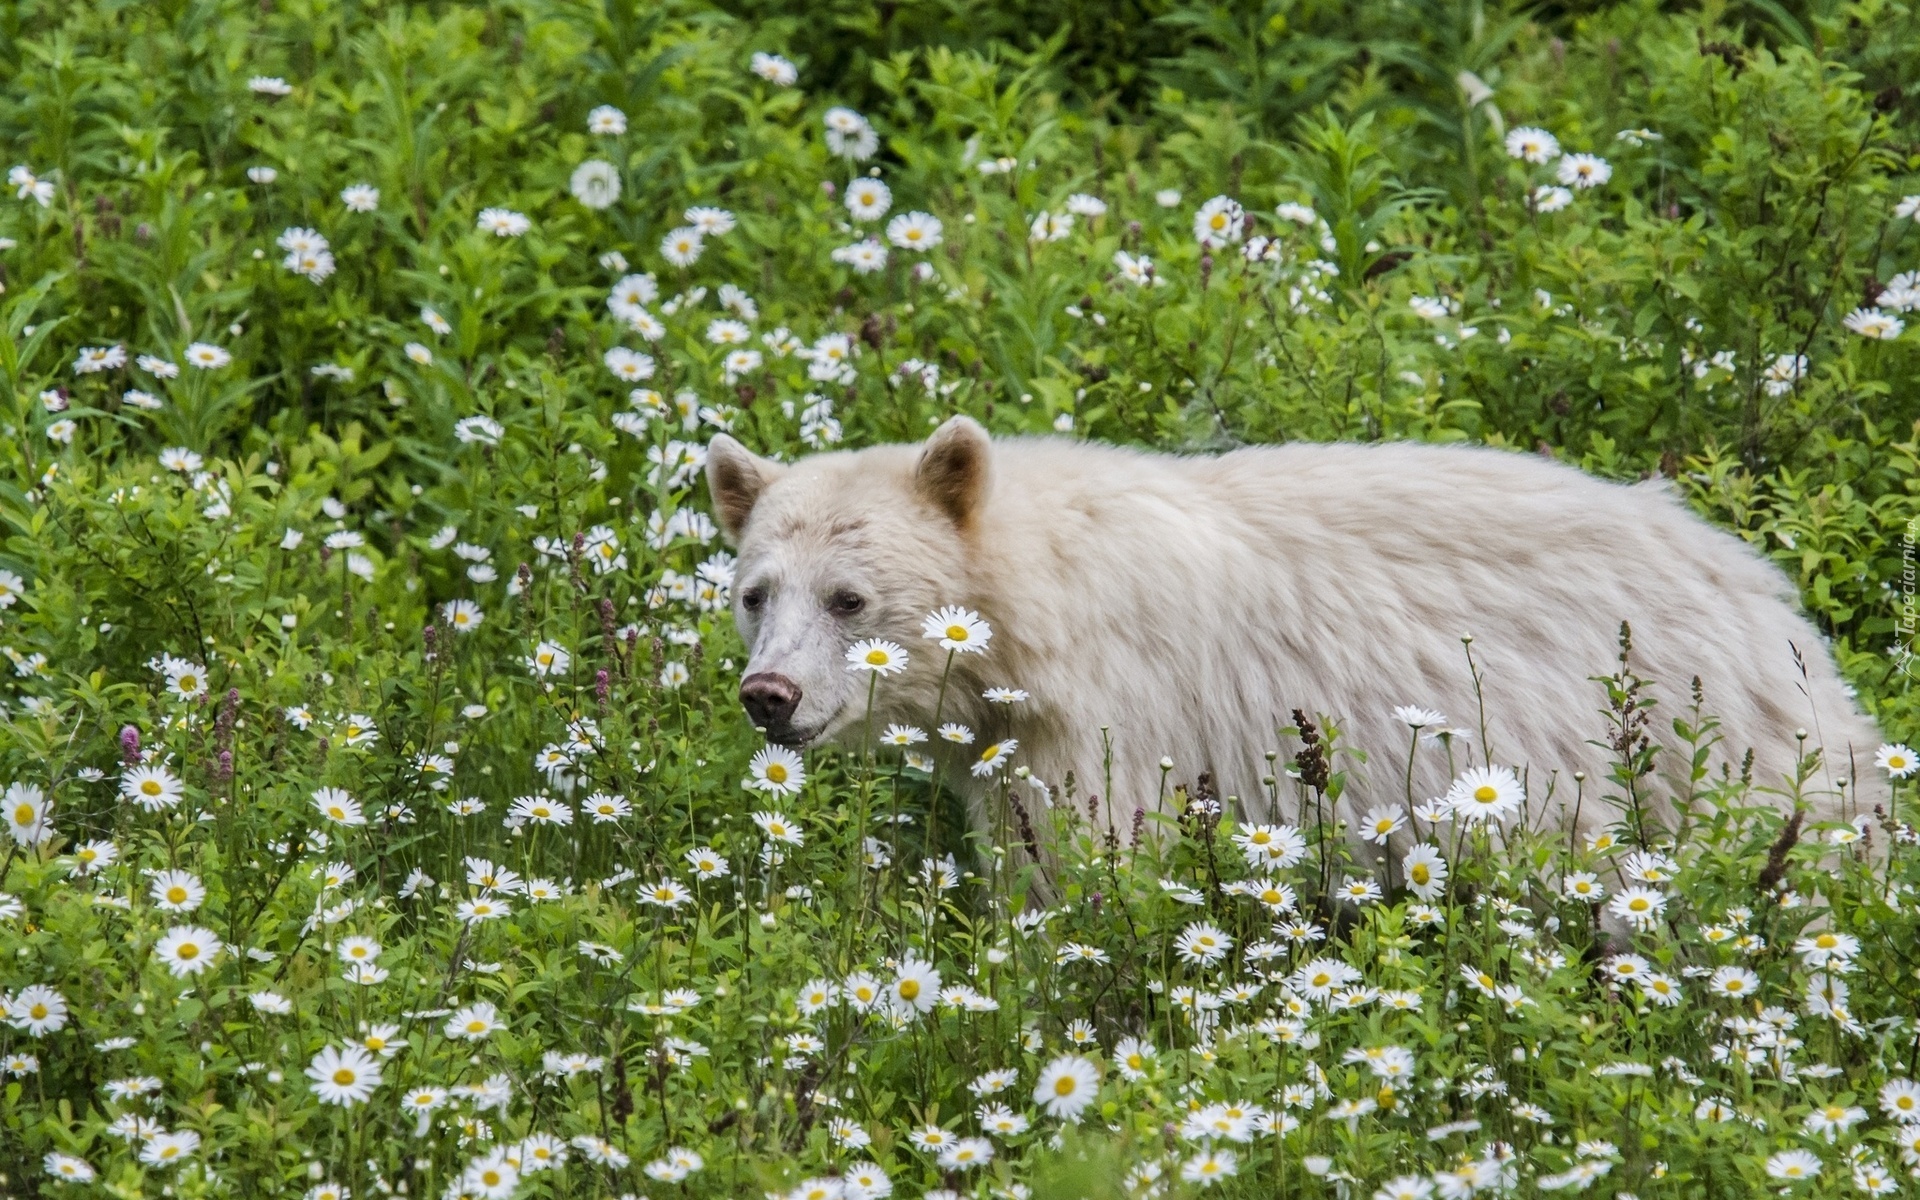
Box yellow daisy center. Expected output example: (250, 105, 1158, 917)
(1054, 1076, 1077, 1095)
(865, 649, 889, 665)
(1473, 785, 1497, 803)
(765, 764, 788, 784)
(898, 980, 920, 1001)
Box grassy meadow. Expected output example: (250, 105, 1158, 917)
(0, 0, 1918, 1196)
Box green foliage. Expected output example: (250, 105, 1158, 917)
(0, 0, 1917, 1194)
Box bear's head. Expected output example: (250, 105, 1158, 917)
(705, 415, 992, 746)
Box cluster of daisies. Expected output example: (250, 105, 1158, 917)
(705, 709, 1919, 1199)
(26, 47, 1913, 491)
(1500, 126, 1614, 213)
(4, 515, 1920, 1200)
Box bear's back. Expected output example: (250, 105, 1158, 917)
(982, 438, 1785, 605)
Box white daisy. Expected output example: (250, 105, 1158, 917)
(845, 639, 909, 675)
(1032, 1055, 1100, 1121)
(746, 746, 805, 795)
(921, 605, 992, 654)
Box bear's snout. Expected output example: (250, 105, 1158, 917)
(739, 672, 803, 735)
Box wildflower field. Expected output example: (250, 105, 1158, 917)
(3, 0, 1920, 1196)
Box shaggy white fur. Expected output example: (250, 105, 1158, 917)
(708, 417, 1880, 844)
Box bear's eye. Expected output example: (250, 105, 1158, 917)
(740, 587, 767, 612)
(828, 590, 865, 616)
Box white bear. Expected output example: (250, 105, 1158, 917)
(705, 416, 1880, 841)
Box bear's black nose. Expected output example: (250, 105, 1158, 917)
(739, 672, 802, 732)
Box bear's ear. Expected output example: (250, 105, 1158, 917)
(914, 415, 992, 526)
(705, 434, 784, 541)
